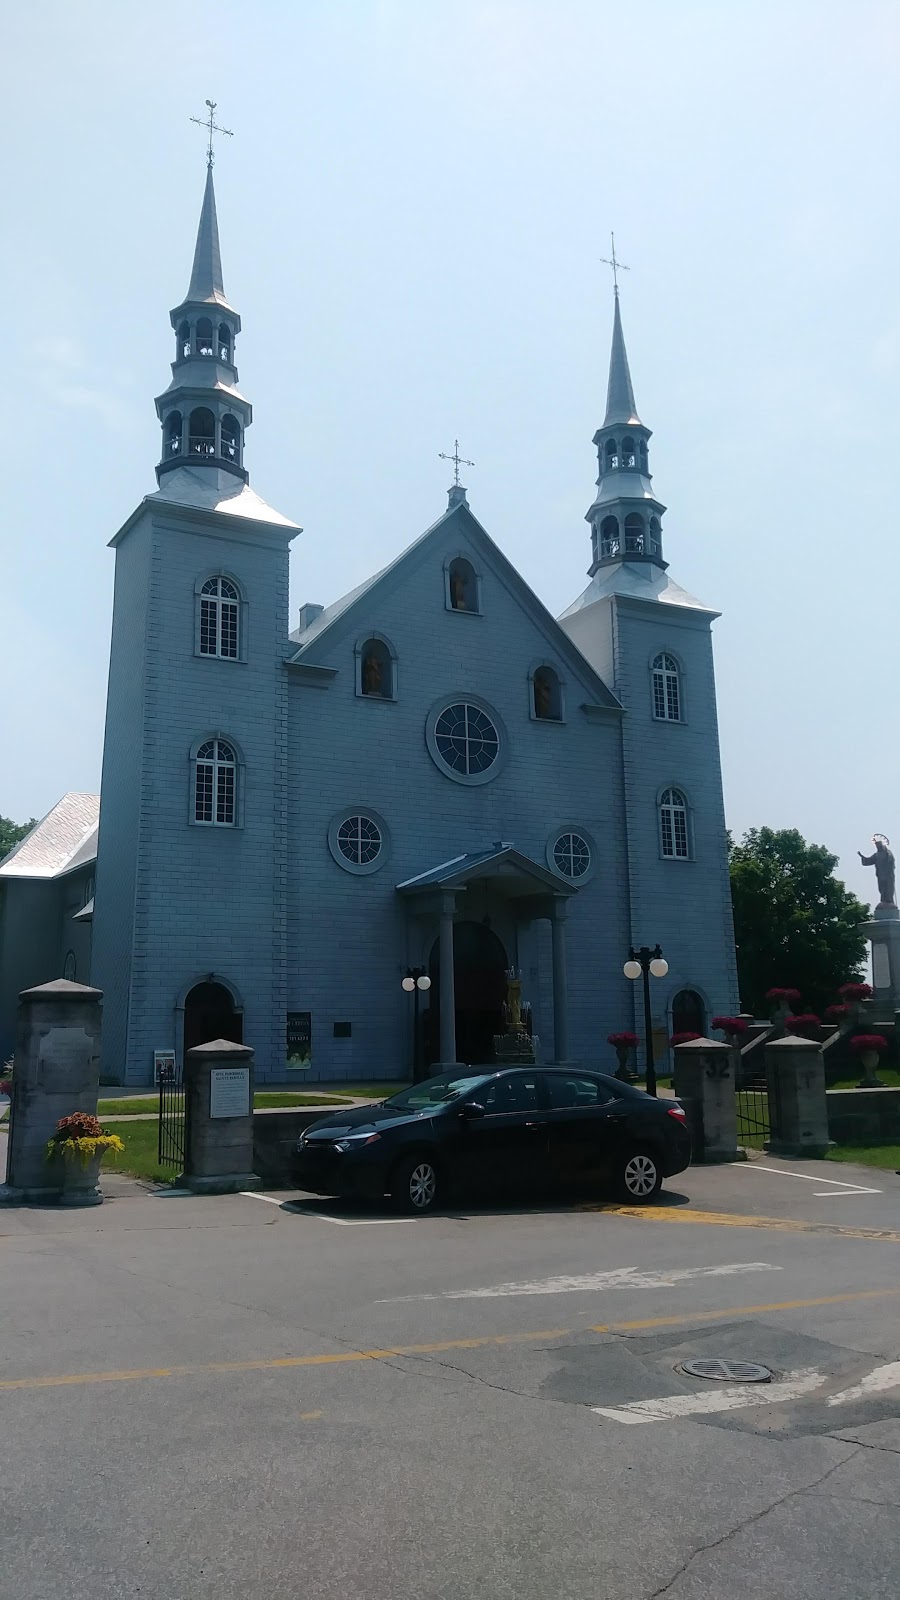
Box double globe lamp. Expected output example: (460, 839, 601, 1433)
(623, 945, 669, 1097)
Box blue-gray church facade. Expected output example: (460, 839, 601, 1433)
(1, 164, 739, 1084)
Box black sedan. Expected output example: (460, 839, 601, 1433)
(292, 1067, 690, 1213)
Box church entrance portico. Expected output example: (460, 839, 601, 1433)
(180, 977, 243, 1061)
(397, 845, 576, 1070)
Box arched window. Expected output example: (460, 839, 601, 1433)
(358, 637, 395, 699)
(199, 576, 241, 659)
(622, 435, 636, 468)
(648, 515, 662, 555)
(659, 788, 689, 859)
(195, 317, 214, 357)
(531, 665, 562, 721)
(639, 439, 648, 472)
(624, 513, 645, 553)
(188, 407, 216, 458)
(63, 950, 77, 982)
(600, 515, 620, 558)
(165, 411, 183, 456)
(194, 738, 238, 826)
(221, 414, 241, 464)
(177, 320, 191, 359)
(590, 526, 599, 566)
(218, 322, 232, 362)
(446, 556, 480, 614)
(672, 989, 706, 1037)
(605, 439, 619, 471)
(652, 653, 681, 722)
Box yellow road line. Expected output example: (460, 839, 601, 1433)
(3, 1290, 900, 1393)
(591, 1205, 900, 1243)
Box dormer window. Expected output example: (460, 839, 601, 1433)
(196, 317, 214, 357)
(218, 322, 232, 362)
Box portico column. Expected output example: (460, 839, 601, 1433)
(439, 891, 457, 1065)
(550, 900, 570, 1063)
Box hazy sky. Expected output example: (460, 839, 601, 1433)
(3, 1, 898, 906)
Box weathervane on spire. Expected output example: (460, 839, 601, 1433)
(190, 99, 233, 168)
(439, 439, 474, 488)
(599, 231, 630, 295)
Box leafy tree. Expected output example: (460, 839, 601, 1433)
(729, 827, 869, 1017)
(0, 815, 36, 861)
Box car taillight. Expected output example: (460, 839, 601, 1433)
(667, 1106, 687, 1122)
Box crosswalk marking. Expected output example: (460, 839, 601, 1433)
(826, 1362, 900, 1407)
(382, 1261, 780, 1302)
(592, 1368, 826, 1424)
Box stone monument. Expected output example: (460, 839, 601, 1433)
(0, 979, 103, 1205)
(671, 1037, 740, 1163)
(858, 834, 900, 1016)
(181, 1038, 260, 1193)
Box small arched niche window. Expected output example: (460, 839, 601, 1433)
(445, 556, 480, 614)
(600, 515, 620, 559)
(624, 512, 645, 553)
(659, 787, 690, 859)
(218, 322, 232, 362)
(622, 435, 636, 468)
(221, 414, 241, 465)
(195, 317, 214, 357)
(188, 407, 216, 458)
(165, 411, 183, 457)
(605, 439, 619, 471)
(672, 988, 706, 1037)
(652, 652, 682, 722)
(177, 320, 191, 359)
(531, 664, 563, 721)
(356, 635, 396, 700)
(198, 575, 242, 659)
(193, 737, 240, 827)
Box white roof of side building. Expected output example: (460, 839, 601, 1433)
(0, 794, 99, 880)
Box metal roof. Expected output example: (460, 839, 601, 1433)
(182, 165, 235, 311)
(397, 844, 573, 898)
(140, 467, 299, 530)
(559, 562, 716, 618)
(603, 293, 642, 428)
(0, 794, 99, 880)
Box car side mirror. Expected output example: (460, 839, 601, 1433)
(460, 1100, 485, 1120)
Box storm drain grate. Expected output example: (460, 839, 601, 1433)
(679, 1359, 774, 1383)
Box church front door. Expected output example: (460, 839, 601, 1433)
(183, 981, 243, 1056)
(426, 921, 508, 1068)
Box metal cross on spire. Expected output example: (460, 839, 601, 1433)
(599, 231, 630, 294)
(439, 439, 475, 487)
(190, 99, 233, 168)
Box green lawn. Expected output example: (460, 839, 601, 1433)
(827, 1067, 900, 1091)
(827, 1144, 900, 1171)
(97, 1089, 372, 1116)
(99, 1120, 175, 1186)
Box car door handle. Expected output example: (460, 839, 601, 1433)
(524, 1119, 547, 1128)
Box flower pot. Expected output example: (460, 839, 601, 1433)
(47, 1149, 105, 1207)
(857, 1050, 886, 1090)
(614, 1047, 637, 1083)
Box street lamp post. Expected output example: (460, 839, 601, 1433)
(623, 945, 669, 1097)
(402, 967, 432, 1082)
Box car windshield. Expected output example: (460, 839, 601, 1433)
(383, 1071, 494, 1112)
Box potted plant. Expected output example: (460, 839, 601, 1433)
(711, 1016, 749, 1042)
(785, 1013, 822, 1041)
(45, 1113, 124, 1206)
(849, 1033, 889, 1089)
(766, 988, 802, 1032)
(607, 1031, 639, 1082)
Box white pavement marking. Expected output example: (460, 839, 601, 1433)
(742, 1165, 881, 1197)
(240, 1192, 283, 1205)
(826, 1362, 900, 1407)
(593, 1368, 826, 1425)
(381, 1261, 780, 1302)
(241, 1191, 416, 1224)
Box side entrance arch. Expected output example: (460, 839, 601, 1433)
(426, 921, 508, 1068)
(183, 980, 243, 1056)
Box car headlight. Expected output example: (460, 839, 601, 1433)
(334, 1133, 381, 1153)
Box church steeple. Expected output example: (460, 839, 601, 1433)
(155, 150, 251, 487)
(585, 287, 665, 576)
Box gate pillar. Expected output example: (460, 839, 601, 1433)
(672, 1037, 740, 1163)
(182, 1038, 260, 1193)
(764, 1035, 830, 1159)
(1, 979, 103, 1205)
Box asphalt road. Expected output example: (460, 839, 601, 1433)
(1, 1153, 898, 1599)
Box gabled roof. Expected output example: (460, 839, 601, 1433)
(397, 844, 574, 898)
(287, 498, 622, 712)
(0, 794, 99, 880)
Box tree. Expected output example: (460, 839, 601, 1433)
(0, 815, 36, 861)
(729, 827, 869, 1017)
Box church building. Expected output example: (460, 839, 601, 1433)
(1, 161, 739, 1083)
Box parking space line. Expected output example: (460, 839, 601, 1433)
(741, 1165, 881, 1196)
(240, 1192, 416, 1224)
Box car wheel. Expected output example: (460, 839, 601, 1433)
(390, 1153, 440, 1214)
(616, 1147, 662, 1203)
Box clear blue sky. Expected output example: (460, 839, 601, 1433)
(3, 1, 898, 907)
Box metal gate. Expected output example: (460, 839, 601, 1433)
(158, 1058, 186, 1169)
(735, 1054, 781, 1150)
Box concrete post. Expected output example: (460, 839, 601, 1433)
(765, 1035, 830, 1158)
(182, 1039, 260, 1194)
(861, 907, 900, 1018)
(1, 979, 103, 1205)
(550, 902, 570, 1063)
(672, 1037, 740, 1163)
(438, 892, 457, 1066)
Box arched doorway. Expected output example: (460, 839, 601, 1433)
(183, 981, 243, 1056)
(671, 989, 706, 1038)
(426, 921, 508, 1067)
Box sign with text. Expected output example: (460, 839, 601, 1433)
(286, 1011, 312, 1069)
(209, 1066, 251, 1120)
(153, 1049, 176, 1085)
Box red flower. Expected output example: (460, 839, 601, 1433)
(711, 1015, 749, 1035)
(608, 1032, 639, 1049)
(53, 1112, 103, 1141)
(670, 1032, 702, 1047)
(825, 1004, 851, 1022)
(785, 1014, 822, 1039)
(838, 983, 874, 1002)
(0, 1079, 11, 1096)
(766, 987, 802, 1004)
(849, 1034, 888, 1055)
